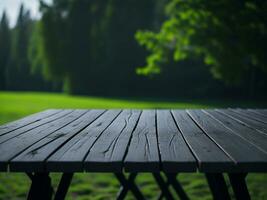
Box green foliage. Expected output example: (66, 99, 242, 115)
(1, 1, 267, 98)
(0, 12, 11, 90)
(37, 1, 70, 80)
(12, 5, 32, 70)
(35, 0, 107, 93)
(2, 4, 56, 92)
(6, 4, 35, 90)
(136, 0, 267, 84)
(28, 22, 44, 74)
(35, 0, 156, 95)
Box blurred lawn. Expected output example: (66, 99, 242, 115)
(0, 91, 266, 200)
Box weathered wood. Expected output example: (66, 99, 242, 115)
(255, 109, 267, 116)
(230, 109, 267, 125)
(187, 109, 267, 172)
(0, 110, 73, 144)
(217, 109, 267, 133)
(10, 110, 105, 172)
(0, 108, 267, 173)
(0, 110, 85, 171)
(248, 109, 267, 118)
(157, 110, 196, 172)
(84, 110, 141, 172)
(124, 110, 160, 172)
(171, 110, 234, 172)
(205, 110, 267, 154)
(46, 110, 121, 172)
(0, 109, 61, 136)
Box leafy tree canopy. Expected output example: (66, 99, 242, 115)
(136, 0, 267, 84)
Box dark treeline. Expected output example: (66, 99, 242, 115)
(0, 5, 58, 92)
(0, 0, 266, 99)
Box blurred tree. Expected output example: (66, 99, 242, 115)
(0, 11, 11, 90)
(136, 0, 267, 93)
(13, 5, 32, 71)
(5, 4, 54, 92)
(65, 0, 108, 94)
(28, 21, 43, 75)
(26, 21, 61, 92)
(37, 0, 156, 95)
(7, 4, 33, 90)
(101, 0, 155, 95)
(37, 0, 105, 94)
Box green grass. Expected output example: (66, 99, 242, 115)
(0, 91, 266, 200)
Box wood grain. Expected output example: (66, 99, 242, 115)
(124, 110, 160, 172)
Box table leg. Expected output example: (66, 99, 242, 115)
(54, 173, 73, 200)
(25, 172, 249, 200)
(115, 173, 145, 200)
(157, 176, 170, 200)
(164, 173, 190, 200)
(27, 173, 53, 200)
(205, 173, 231, 200)
(26, 173, 34, 180)
(228, 173, 250, 200)
(116, 173, 137, 200)
(153, 173, 175, 200)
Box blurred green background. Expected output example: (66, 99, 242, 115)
(0, 0, 267, 199)
(0, 0, 266, 98)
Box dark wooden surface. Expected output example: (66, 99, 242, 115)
(0, 109, 267, 173)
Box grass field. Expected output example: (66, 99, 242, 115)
(0, 91, 266, 200)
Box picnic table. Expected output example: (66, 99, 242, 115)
(0, 109, 267, 200)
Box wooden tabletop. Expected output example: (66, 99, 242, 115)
(0, 109, 267, 173)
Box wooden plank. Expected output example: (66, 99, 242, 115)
(124, 110, 160, 172)
(46, 110, 121, 172)
(205, 110, 267, 154)
(10, 110, 105, 172)
(0, 110, 73, 144)
(0, 110, 85, 171)
(230, 109, 267, 124)
(171, 110, 234, 172)
(248, 109, 267, 118)
(217, 109, 267, 134)
(0, 109, 61, 136)
(187, 109, 267, 172)
(157, 110, 196, 172)
(84, 110, 141, 172)
(256, 109, 267, 116)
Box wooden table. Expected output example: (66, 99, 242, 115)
(0, 109, 267, 200)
